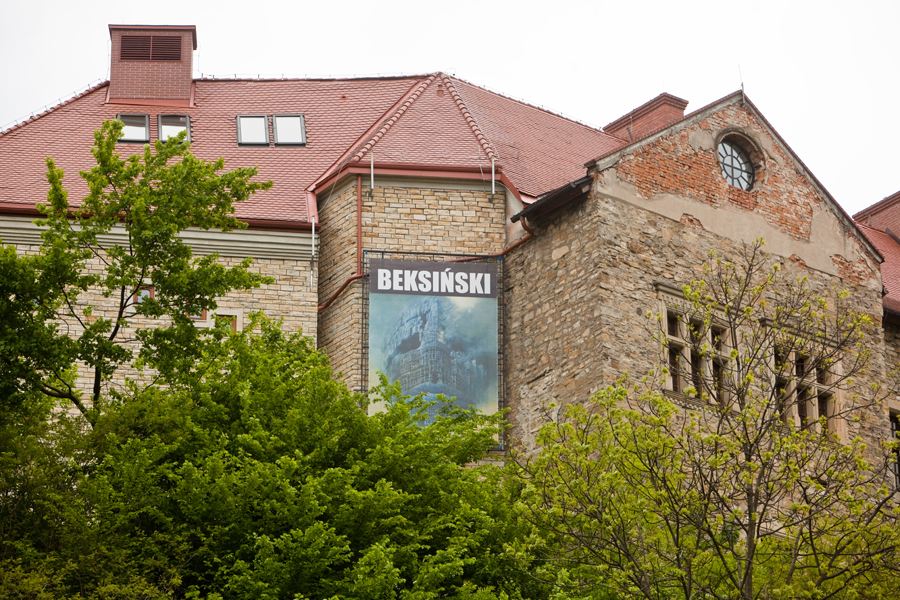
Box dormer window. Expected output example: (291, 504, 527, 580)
(236, 115, 269, 145)
(273, 114, 307, 145)
(117, 114, 150, 143)
(159, 115, 190, 142)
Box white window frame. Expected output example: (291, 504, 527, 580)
(272, 114, 307, 145)
(236, 115, 269, 145)
(158, 114, 191, 142)
(117, 114, 150, 143)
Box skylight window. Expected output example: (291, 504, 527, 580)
(117, 114, 150, 143)
(273, 114, 307, 145)
(236, 115, 269, 145)
(158, 115, 190, 142)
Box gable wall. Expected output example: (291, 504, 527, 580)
(504, 102, 889, 452)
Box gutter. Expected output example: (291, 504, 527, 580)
(511, 175, 592, 224)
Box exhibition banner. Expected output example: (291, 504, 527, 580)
(367, 259, 499, 423)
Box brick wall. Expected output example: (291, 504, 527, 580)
(109, 29, 193, 101)
(316, 179, 506, 392)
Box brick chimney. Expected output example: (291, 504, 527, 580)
(108, 25, 197, 106)
(603, 93, 689, 143)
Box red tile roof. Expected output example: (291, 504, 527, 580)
(0, 72, 625, 225)
(448, 77, 625, 198)
(856, 223, 900, 313)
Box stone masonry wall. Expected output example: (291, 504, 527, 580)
(316, 179, 506, 392)
(504, 100, 888, 455)
(12, 242, 316, 405)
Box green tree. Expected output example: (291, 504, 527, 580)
(513, 242, 900, 600)
(0, 119, 271, 424)
(0, 318, 541, 600)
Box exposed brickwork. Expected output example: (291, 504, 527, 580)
(604, 93, 688, 143)
(109, 28, 193, 101)
(316, 181, 506, 391)
(613, 104, 822, 242)
(504, 102, 888, 459)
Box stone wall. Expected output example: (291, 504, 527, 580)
(10, 241, 316, 405)
(504, 99, 888, 454)
(316, 178, 506, 392)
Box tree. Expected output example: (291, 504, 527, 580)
(512, 241, 900, 600)
(0, 317, 542, 600)
(0, 120, 272, 424)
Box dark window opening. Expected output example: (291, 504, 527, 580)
(120, 35, 181, 61)
(891, 413, 900, 489)
(668, 348, 681, 393)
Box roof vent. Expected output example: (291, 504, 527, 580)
(108, 25, 196, 106)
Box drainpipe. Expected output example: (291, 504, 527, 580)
(318, 174, 365, 313)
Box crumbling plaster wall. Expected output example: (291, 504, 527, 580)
(504, 101, 887, 451)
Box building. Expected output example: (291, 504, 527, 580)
(1, 24, 899, 459)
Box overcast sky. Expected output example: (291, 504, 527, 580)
(1, 0, 896, 216)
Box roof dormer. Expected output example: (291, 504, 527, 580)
(108, 24, 197, 107)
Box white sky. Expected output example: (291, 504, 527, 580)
(1, 0, 896, 216)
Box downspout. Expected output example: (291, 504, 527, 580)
(318, 174, 365, 313)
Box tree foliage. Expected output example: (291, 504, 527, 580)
(0, 125, 541, 599)
(513, 241, 900, 600)
(1, 120, 272, 423)
(1, 318, 539, 599)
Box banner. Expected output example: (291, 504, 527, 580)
(367, 259, 499, 424)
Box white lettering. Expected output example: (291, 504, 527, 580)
(392, 269, 403, 291)
(455, 272, 468, 294)
(378, 269, 391, 290)
(441, 269, 454, 293)
(418, 271, 431, 292)
(485, 273, 490, 295)
(470, 273, 484, 294)
(404, 270, 418, 292)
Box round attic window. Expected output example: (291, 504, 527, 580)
(718, 140, 754, 190)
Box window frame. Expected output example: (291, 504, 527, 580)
(272, 114, 307, 146)
(116, 114, 150, 143)
(772, 345, 843, 439)
(158, 114, 191, 143)
(890, 412, 900, 489)
(133, 285, 155, 305)
(236, 115, 270, 146)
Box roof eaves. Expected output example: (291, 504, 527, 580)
(0, 81, 110, 137)
(510, 175, 592, 223)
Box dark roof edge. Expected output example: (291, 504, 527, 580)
(511, 175, 592, 223)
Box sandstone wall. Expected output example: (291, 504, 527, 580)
(316, 178, 506, 392)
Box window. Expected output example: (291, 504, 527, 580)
(117, 114, 150, 142)
(120, 35, 182, 61)
(273, 114, 307, 145)
(133, 286, 154, 305)
(718, 140, 754, 190)
(663, 309, 731, 405)
(187, 308, 207, 321)
(216, 313, 239, 331)
(236, 115, 269, 145)
(158, 115, 190, 142)
(773, 349, 837, 436)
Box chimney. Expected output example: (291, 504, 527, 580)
(603, 93, 689, 143)
(108, 24, 197, 106)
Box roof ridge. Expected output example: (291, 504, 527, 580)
(307, 75, 431, 191)
(440, 74, 495, 160)
(350, 74, 438, 163)
(853, 190, 900, 221)
(447, 75, 618, 138)
(1, 81, 110, 137)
